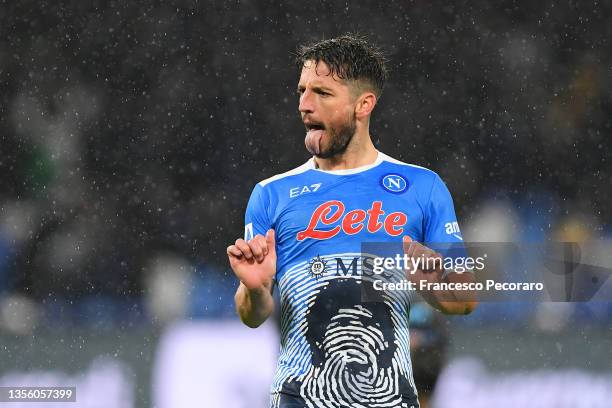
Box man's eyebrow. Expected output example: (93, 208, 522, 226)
(312, 85, 334, 93)
(297, 83, 335, 92)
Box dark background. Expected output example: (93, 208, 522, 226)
(1, 3, 611, 407)
(0, 0, 610, 316)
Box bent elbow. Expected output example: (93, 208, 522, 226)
(462, 300, 478, 315)
(235, 306, 266, 328)
(241, 317, 265, 329)
(439, 300, 478, 315)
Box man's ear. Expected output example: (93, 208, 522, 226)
(354, 92, 377, 119)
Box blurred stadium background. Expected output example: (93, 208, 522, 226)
(0, 1, 611, 407)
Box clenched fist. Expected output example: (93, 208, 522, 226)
(227, 229, 277, 291)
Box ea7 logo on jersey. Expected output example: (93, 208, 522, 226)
(297, 200, 408, 241)
(290, 183, 322, 198)
(445, 221, 463, 240)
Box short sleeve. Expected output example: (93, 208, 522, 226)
(424, 175, 469, 272)
(424, 174, 464, 244)
(244, 183, 272, 241)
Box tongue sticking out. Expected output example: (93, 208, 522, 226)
(305, 129, 324, 155)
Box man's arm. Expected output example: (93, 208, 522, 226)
(414, 269, 478, 315)
(414, 173, 478, 314)
(404, 236, 478, 315)
(235, 281, 274, 328)
(228, 230, 277, 328)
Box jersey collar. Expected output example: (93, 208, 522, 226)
(307, 151, 384, 175)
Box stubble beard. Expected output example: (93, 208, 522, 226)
(315, 113, 357, 159)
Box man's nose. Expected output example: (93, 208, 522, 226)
(298, 89, 314, 114)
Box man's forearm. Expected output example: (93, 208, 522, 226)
(235, 282, 275, 328)
(417, 271, 478, 315)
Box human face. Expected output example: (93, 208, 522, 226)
(298, 60, 357, 158)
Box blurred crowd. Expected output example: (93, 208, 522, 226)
(0, 1, 610, 330)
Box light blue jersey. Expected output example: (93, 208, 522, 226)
(244, 151, 464, 408)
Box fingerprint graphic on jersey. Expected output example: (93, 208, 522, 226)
(300, 278, 412, 408)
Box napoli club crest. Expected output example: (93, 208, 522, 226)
(380, 174, 408, 194)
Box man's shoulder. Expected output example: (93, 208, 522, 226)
(378, 152, 439, 181)
(255, 159, 314, 190)
(251, 152, 444, 193)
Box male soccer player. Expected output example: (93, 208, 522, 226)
(227, 34, 477, 408)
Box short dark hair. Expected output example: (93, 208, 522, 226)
(295, 34, 388, 97)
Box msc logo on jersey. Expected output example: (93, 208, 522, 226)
(308, 255, 328, 277)
(380, 174, 408, 194)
